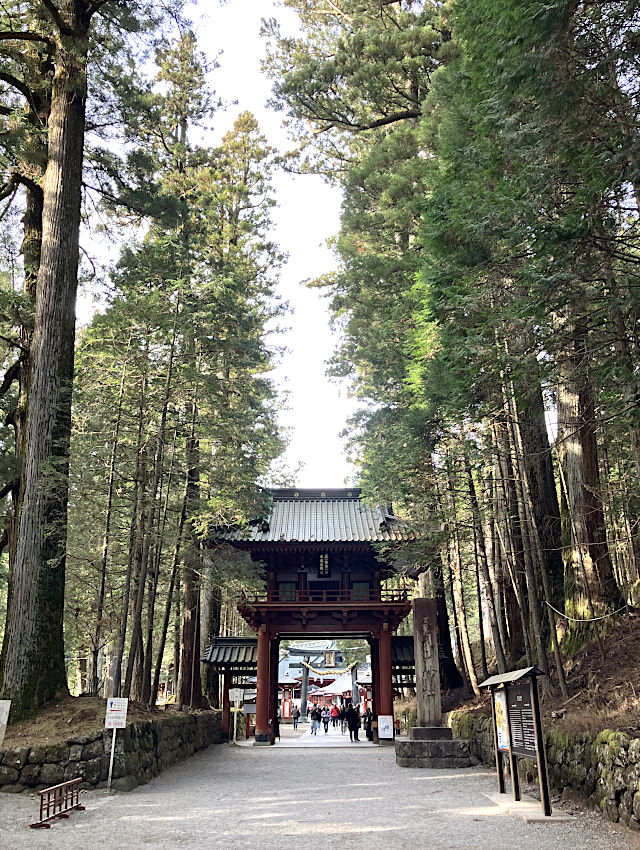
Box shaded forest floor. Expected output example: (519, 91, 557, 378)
(2, 695, 167, 748)
(441, 611, 640, 736)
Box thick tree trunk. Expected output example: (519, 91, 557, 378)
(203, 577, 222, 707)
(503, 391, 549, 679)
(140, 325, 176, 704)
(150, 478, 187, 706)
(450, 534, 480, 696)
(447, 462, 480, 696)
(446, 551, 468, 690)
(516, 380, 565, 612)
(123, 443, 149, 699)
(557, 319, 624, 614)
(493, 420, 529, 663)
(91, 355, 127, 694)
(463, 449, 507, 672)
(432, 555, 464, 689)
(113, 389, 147, 696)
(177, 402, 206, 709)
(473, 532, 488, 680)
(0, 9, 93, 717)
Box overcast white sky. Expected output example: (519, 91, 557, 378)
(195, 1, 359, 487)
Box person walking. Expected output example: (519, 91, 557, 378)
(321, 706, 331, 734)
(363, 707, 373, 741)
(291, 704, 300, 730)
(339, 705, 347, 735)
(310, 705, 321, 734)
(346, 703, 360, 742)
(330, 703, 339, 728)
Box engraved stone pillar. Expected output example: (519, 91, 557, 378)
(413, 598, 442, 727)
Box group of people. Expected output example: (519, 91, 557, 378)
(307, 703, 374, 742)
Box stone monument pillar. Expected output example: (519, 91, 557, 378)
(413, 597, 442, 729)
(395, 597, 471, 768)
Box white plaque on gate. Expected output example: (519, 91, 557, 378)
(378, 714, 394, 739)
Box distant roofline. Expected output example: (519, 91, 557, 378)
(269, 487, 361, 500)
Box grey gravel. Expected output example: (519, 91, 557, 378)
(1, 742, 639, 849)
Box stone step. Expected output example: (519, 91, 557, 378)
(395, 736, 472, 769)
(409, 727, 453, 741)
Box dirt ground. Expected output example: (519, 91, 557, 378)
(2, 695, 166, 748)
(441, 611, 640, 735)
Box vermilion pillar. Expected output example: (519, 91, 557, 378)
(255, 625, 270, 744)
(270, 636, 279, 737)
(222, 670, 232, 740)
(378, 625, 393, 719)
(370, 636, 380, 716)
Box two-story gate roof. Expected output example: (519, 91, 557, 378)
(214, 488, 414, 545)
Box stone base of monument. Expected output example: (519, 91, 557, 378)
(408, 726, 453, 741)
(395, 729, 472, 768)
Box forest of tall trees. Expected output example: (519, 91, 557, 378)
(264, 0, 640, 695)
(0, 1, 638, 721)
(0, 2, 284, 721)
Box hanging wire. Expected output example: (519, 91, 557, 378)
(544, 600, 629, 623)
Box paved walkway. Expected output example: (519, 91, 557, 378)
(2, 739, 639, 849)
(242, 720, 375, 747)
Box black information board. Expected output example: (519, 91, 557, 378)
(506, 683, 537, 758)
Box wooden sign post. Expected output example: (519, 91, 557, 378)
(480, 667, 551, 817)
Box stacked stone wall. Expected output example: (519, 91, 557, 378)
(448, 710, 640, 831)
(0, 710, 222, 794)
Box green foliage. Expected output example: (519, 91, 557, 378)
(267, 0, 640, 671)
(65, 30, 286, 686)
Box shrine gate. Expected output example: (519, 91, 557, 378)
(212, 488, 413, 744)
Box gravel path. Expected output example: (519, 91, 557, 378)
(1, 740, 639, 849)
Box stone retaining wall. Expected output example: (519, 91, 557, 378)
(448, 710, 640, 831)
(0, 710, 222, 794)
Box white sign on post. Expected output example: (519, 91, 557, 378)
(105, 697, 128, 791)
(0, 700, 11, 751)
(228, 689, 243, 744)
(378, 714, 394, 739)
(105, 697, 128, 729)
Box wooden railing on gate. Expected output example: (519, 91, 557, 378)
(243, 586, 411, 605)
(30, 777, 85, 829)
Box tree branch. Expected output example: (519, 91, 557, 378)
(88, 0, 122, 15)
(311, 108, 421, 135)
(0, 358, 19, 396)
(0, 333, 27, 353)
(0, 70, 36, 110)
(14, 172, 41, 194)
(0, 173, 18, 201)
(0, 479, 17, 501)
(40, 0, 74, 36)
(0, 31, 55, 46)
